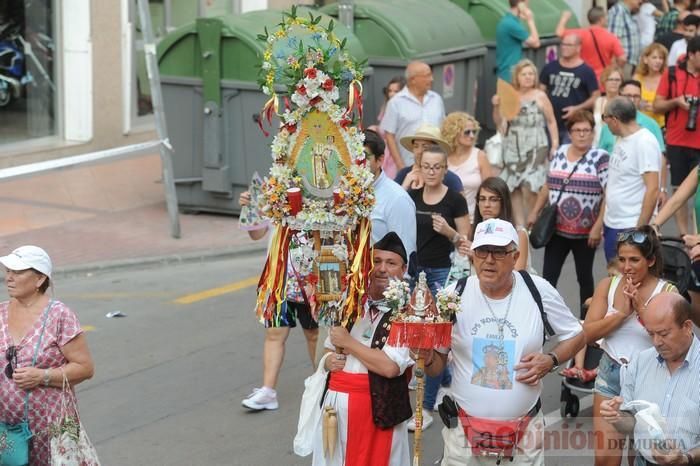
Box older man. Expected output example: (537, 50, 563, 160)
(601, 292, 700, 466)
(602, 97, 661, 262)
(425, 218, 584, 465)
(313, 232, 414, 466)
(380, 61, 445, 170)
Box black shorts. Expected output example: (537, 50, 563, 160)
(666, 145, 700, 187)
(265, 300, 318, 330)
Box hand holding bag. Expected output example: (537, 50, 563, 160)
(49, 372, 100, 466)
(530, 155, 587, 249)
(293, 353, 331, 457)
(0, 301, 53, 466)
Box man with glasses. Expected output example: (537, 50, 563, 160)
(539, 33, 600, 143)
(424, 218, 584, 464)
(602, 97, 661, 262)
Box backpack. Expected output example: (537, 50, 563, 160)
(455, 270, 555, 344)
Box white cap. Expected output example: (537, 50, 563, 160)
(0, 245, 53, 278)
(471, 219, 520, 251)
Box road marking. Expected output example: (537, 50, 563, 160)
(173, 276, 259, 304)
(83, 325, 95, 332)
(63, 291, 171, 299)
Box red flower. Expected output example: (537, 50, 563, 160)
(339, 118, 351, 129)
(304, 67, 317, 79)
(285, 123, 297, 134)
(322, 78, 334, 91)
(310, 96, 322, 106)
(297, 85, 307, 96)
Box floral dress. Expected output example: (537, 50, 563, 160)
(500, 99, 549, 192)
(0, 300, 82, 465)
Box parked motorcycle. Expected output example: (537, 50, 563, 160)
(0, 32, 55, 107)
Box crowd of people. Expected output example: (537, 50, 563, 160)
(240, 1, 700, 465)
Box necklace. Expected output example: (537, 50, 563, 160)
(361, 307, 382, 340)
(482, 274, 515, 343)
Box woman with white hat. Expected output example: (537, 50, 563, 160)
(0, 245, 94, 464)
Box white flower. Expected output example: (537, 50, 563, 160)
(262, 61, 272, 70)
(262, 86, 271, 96)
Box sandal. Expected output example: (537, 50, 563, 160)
(559, 367, 582, 379)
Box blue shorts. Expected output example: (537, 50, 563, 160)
(593, 352, 621, 398)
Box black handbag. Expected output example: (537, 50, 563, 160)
(530, 155, 587, 249)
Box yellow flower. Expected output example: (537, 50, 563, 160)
(263, 50, 272, 61)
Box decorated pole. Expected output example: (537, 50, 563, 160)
(384, 272, 462, 466)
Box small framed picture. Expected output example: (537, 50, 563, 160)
(315, 253, 346, 302)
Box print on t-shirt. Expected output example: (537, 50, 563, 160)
(548, 71, 582, 98)
(471, 338, 515, 390)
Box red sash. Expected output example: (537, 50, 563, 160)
(329, 371, 394, 466)
(457, 407, 534, 461)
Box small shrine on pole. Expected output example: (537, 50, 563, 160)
(254, 7, 372, 328)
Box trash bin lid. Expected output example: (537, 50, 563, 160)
(321, 0, 483, 59)
(158, 8, 366, 82)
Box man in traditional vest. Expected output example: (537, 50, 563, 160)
(312, 232, 414, 466)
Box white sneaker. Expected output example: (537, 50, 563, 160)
(242, 387, 279, 411)
(407, 410, 433, 431)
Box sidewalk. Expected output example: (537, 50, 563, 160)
(0, 153, 264, 275)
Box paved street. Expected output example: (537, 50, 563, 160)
(39, 247, 612, 466)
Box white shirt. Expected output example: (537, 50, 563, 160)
(668, 38, 687, 66)
(379, 87, 445, 166)
(635, 3, 658, 50)
(441, 273, 582, 419)
(371, 171, 417, 261)
(604, 127, 661, 229)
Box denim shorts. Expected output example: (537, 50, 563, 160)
(593, 352, 621, 398)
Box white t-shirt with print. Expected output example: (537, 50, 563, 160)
(442, 273, 582, 420)
(604, 127, 661, 229)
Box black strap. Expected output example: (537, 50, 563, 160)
(518, 270, 555, 344)
(589, 29, 606, 71)
(553, 155, 587, 206)
(454, 272, 555, 344)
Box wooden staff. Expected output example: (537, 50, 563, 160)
(413, 355, 425, 466)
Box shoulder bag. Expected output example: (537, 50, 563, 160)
(530, 155, 587, 249)
(0, 300, 54, 466)
(293, 353, 331, 457)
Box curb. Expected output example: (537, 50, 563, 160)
(52, 244, 268, 278)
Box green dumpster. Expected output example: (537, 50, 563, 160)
(453, 0, 578, 131)
(321, 0, 487, 127)
(157, 10, 367, 214)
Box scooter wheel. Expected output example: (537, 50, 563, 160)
(0, 89, 10, 107)
(569, 395, 580, 417)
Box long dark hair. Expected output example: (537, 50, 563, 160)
(616, 225, 664, 277)
(470, 177, 515, 240)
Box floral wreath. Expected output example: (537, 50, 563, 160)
(255, 7, 373, 231)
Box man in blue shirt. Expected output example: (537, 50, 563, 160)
(601, 292, 700, 466)
(496, 0, 540, 82)
(364, 129, 417, 265)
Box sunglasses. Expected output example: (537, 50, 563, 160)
(5, 346, 16, 379)
(473, 247, 516, 260)
(617, 230, 650, 246)
(463, 129, 478, 136)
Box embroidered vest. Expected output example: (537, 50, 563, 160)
(367, 311, 413, 429)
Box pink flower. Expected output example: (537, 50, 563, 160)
(297, 85, 307, 96)
(304, 67, 317, 79)
(322, 78, 334, 91)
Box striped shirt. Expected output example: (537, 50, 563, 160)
(608, 2, 641, 66)
(621, 337, 700, 466)
(655, 8, 679, 41)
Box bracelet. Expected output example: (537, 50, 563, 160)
(43, 369, 50, 387)
(660, 187, 668, 193)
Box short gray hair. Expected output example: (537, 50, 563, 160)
(606, 97, 637, 124)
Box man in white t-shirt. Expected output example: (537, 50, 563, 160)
(602, 97, 661, 263)
(424, 218, 584, 465)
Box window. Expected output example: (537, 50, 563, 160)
(0, 0, 58, 144)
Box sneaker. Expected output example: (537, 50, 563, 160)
(408, 374, 417, 391)
(242, 387, 279, 411)
(407, 410, 433, 431)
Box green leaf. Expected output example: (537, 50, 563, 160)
(313, 15, 322, 25)
(290, 5, 297, 18)
(340, 37, 347, 49)
(328, 20, 334, 32)
(256, 34, 267, 41)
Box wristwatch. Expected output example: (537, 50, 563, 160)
(547, 352, 560, 373)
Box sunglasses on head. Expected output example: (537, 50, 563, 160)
(617, 230, 650, 246)
(4, 346, 16, 379)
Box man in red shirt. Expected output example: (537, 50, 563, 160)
(654, 36, 700, 236)
(555, 7, 626, 83)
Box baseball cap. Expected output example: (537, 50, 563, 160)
(0, 245, 53, 278)
(471, 219, 520, 251)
